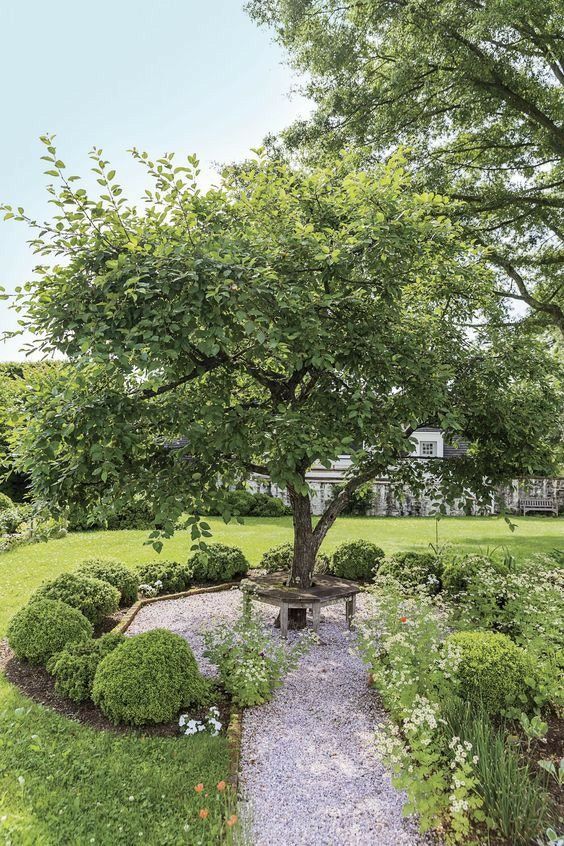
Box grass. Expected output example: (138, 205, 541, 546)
(0, 515, 561, 843)
(444, 702, 553, 844)
(0, 683, 229, 845)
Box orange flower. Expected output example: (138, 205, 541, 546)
(216, 780, 226, 792)
(199, 808, 209, 820)
(400, 616, 408, 623)
(194, 783, 204, 793)
(226, 814, 238, 828)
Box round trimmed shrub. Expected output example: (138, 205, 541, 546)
(258, 543, 330, 575)
(92, 629, 209, 725)
(135, 560, 191, 595)
(330, 540, 385, 581)
(188, 543, 249, 582)
(442, 554, 509, 596)
(46, 632, 124, 702)
(379, 550, 442, 592)
(33, 573, 120, 625)
(7, 599, 93, 664)
(76, 558, 138, 606)
(0, 492, 14, 512)
(260, 542, 293, 572)
(444, 630, 535, 715)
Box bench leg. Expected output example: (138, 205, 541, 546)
(346, 595, 357, 629)
(280, 603, 289, 640)
(312, 603, 321, 633)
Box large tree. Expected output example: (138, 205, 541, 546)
(4, 142, 561, 600)
(248, 0, 564, 334)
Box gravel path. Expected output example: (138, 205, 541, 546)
(129, 590, 428, 846)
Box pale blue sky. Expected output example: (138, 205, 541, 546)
(0, 0, 308, 360)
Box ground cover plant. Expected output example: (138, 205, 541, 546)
(203, 594, 314, 706)
(357, 549, 563, 844)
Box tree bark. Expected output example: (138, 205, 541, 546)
(288, 484, 318, 589)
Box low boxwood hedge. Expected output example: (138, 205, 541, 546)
(443, 630, 536, 715)
(135, 560, 191, 595)
(259, 542, 330, 574)
(7, 599, 93, 665)
(379, 550, 442, 593)
(188, 543, 249, 583)
(330, 540, 385, 581)
(33, 573, 120, 625)
(47, 632, 125, 702)
(92, 629, 209, 725)
(76, 558, 138, 606)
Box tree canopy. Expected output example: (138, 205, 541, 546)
(5, 141, 562, 586)
(0, 362, 61, 501)
(248, 0, 564, 334)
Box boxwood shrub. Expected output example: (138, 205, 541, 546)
(442, 554, 509, 596)
(46, 632, 125, 702)
(92, 629, 209, 725)
(76, 558, 138, 606)
(444, 630, 536, 715)
(135, 560, 191, 595)
(259, 543, 293, 572)
(33, 573, 120, 625)
(7, 599, 93, 664)
(379, 550, 442, 592)
(188, 543, 249, 582)
(330, 540, 385, 581)
(259, 543, 330, 574)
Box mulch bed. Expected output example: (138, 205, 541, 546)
(0, 639, 231, 738)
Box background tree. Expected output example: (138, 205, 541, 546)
(4, 141, 561, 609)
(0, 362, 61, 501)
(248, 0, 564, 334)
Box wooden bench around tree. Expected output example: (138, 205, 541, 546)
(521, 497, 559, 516)
(241, 572, 361, 639)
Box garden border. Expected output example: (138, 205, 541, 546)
(112, 580, 244, 790)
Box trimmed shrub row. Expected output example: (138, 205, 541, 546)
(258, 539, 385, 581)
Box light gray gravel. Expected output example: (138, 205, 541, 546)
(129, 590, 429, 846)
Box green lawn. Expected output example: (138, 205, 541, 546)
(0, 515, 562, 843)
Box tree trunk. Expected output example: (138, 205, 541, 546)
(284, 485, 318, 629)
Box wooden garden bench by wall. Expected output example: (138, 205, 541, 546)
(521, 497, 558, 516)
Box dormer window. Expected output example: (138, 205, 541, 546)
(420, 441, 437, 457)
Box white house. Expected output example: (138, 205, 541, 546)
(249, 427, 473, 515)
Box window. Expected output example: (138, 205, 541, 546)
(420, 441, 437, 457)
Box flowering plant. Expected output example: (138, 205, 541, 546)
(202, 595, 314, 706)
(179, 706, 223, 736)
(358, 581, 484, 841)
(137, 579, 163, 598)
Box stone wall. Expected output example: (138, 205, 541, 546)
(249, 476, 564, 517)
